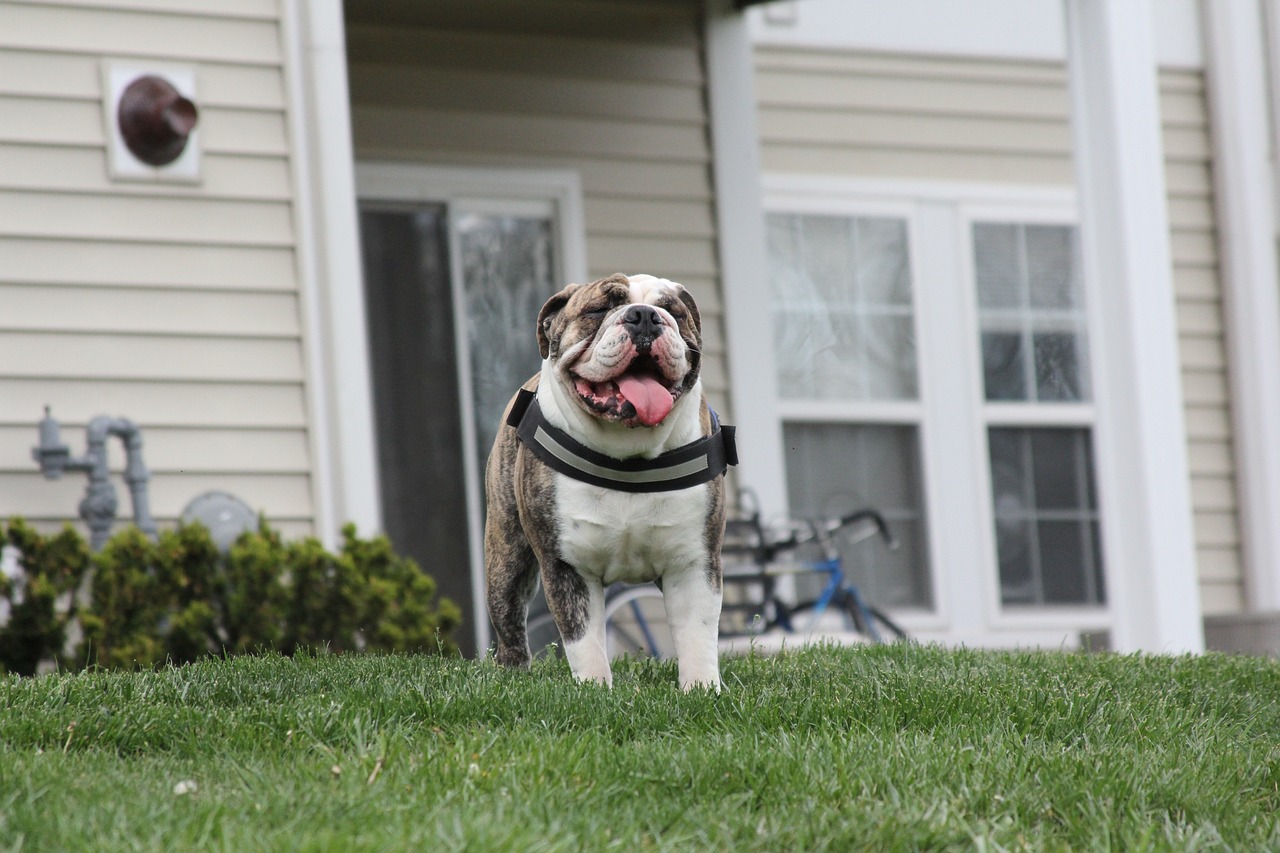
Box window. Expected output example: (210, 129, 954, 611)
(770, 214, 917, 401)
(973, 222, 1105, 608)
(975, 224, 1091, 403)
(759, 178, 1112, 644)
(988, 427, 1104, 605)
(767, 211, 931, 609)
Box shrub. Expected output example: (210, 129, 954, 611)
(0, 519, 461, 675)
(0, 519, 92, 676)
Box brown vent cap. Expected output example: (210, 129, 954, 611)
(117, 74, 198, 167)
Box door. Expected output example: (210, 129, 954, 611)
(358, 174, 579, 655)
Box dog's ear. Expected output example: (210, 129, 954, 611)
(537, 283, 581, 359)
(675, 284, 702, 337)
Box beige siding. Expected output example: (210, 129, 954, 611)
(0, 1, 316, 534)
(1163, 69, 1245, 614)
(755, 46, 1075, 184)
(755, 46, 1244, 610)
(344, 0, 729, 409)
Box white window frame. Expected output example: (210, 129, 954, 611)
(958, 201, 1111, 636)
(355, 162, 588, 654)
(765, 195, 937, 622)
(761, 174, 1117, 647)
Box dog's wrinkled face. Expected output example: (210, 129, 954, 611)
(538, 273, 702, 428)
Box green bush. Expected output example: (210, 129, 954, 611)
(0, 519, 460, 675)
(0, 519, 92, 676)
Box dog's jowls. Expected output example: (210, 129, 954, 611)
(484, 273, 727, 690)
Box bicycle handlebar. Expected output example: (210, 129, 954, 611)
(758, 508, 898, 559)
(836, 509, 899, 551)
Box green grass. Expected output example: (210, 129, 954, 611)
(1, 645, 1278, 852)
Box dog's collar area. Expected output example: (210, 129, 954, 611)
(506, 388, 738, 493)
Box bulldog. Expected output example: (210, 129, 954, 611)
(484, 273, 735, 690)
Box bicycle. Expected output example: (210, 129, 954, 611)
(718, 505, 907, 648)
(525, 495, 907, 661)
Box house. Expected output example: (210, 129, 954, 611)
(2, 0, 1277, 658)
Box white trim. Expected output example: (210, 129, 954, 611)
(915, 200, 989, 640)
(778, 401, 924, 423)
(1064, 0, 1203, 652)
(747, 0, 1205, 69)
(705, 0, 789, 523)
(356, 163, 588, 284)
(981, 404, 1097, 427)
(1205, 0, 1280, 612)
(764, 173, 1078, 210)
(281, 0, 380, 546)
(354, 162, 589, 656)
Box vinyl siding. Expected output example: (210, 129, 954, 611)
(755, 48, 1075, 184)
(344, 0, 729, 411)
(1162, 69, 1245, 615)
(755, 46, 1244, 612)
(0, 0, 316, 538)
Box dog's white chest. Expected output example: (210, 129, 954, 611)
(555, 477, 710, 585)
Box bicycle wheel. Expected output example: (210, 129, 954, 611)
(526, 611, 564, 660)
(603, 585, 673, 660)
(786, 592, 907, 645)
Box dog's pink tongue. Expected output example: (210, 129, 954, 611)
(617, 374, 674, 426)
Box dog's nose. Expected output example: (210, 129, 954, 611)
(624, 302, 665, 343)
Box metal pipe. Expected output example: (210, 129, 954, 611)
(32, 409, 157, 550)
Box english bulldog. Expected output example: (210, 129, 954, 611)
(484, 272, 735, 690)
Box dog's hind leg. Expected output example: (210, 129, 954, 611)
(485, 506, 541, 668)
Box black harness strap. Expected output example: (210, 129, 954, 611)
(505, 388, 737, 493)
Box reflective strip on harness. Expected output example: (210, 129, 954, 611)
(505, 388, 737, 493)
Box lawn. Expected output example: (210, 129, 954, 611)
(1, 644, 1278, 851)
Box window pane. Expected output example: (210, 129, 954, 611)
(1026, 225, 1079, 309)
(774, 307, 864, 399)
(995, 518, 1036, 605)
(974, 223, 1021, 308)
(988, 427, 1030, 514)
(799, 214, 857, 307)
(988, 427, 1105, 607)
(1039, 520, 1088, 604)
(982, 332, 1028, 401)
(769, 213, 917, 401)
(866, 315, 918, 398)
(974, 222, 1090, 403)
(457, 212, 556, 477)
(1031, 429, 1090, 511)
(857, 217, 911, 305)
(783, 422, 931, 608)
(1033, 332, 1083, 401)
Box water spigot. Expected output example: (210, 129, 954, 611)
(32, 406, 72, 480)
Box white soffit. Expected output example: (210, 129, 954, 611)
(749, 0, 1203, 69)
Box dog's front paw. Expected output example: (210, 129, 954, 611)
(679, 673, 721, 693)
(494, 645, 532, 669)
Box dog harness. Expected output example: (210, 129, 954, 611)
(506, 388, 738, 493)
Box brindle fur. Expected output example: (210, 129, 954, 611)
(484, 274, 726, 676)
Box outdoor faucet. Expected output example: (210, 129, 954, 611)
(32, 407, 158, 550)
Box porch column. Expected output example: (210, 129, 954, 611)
(1063, 0, 1204, 651)
(704, 0, 789, 521)
(282, 0, 383, 545)
(1206, 0, 1280, 612)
